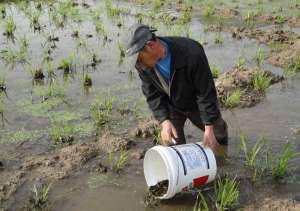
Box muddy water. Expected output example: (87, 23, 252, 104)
(0, 0, 300, 210)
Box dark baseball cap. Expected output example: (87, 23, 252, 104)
(125, 23, 157, 56)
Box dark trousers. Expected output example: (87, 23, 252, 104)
(170, 109, 228, 145)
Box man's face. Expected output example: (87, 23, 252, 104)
(137, 41, 159, 68)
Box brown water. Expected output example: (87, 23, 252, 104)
(0, 0, 300, 210)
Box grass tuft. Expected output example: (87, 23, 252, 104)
(222, 89, 241, 108)
(215, 177, 239, 211)
(251, 71, 271, 92)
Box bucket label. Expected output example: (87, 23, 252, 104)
(174, 144, 209, 172)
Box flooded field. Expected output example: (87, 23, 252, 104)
(0, 0, 300, 210)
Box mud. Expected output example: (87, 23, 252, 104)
(20, 143, 99, 180)
(243, 197, 300, 211)
(149, 180, 169, 197)
(130, 118, 159, 139)
(215, 67, 284, 108)
(98, 131, 135, 153)
(231, 28, 299, 45)
(268, 38, 300, 67)
(144, 180, 169, 207)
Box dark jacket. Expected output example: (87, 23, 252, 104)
(136, 36, 220, 125)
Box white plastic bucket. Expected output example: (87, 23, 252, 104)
(143, 142, 217, 199)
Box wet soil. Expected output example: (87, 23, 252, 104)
(268, 38, 300, 67)
(215, 67, 284, 108)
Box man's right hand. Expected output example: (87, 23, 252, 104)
(160, 120, 178, 146)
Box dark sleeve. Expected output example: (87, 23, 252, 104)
(138, 71, 170, 124)
(192, 46, 220, 125)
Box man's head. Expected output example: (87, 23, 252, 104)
(125, 24, 165, 68)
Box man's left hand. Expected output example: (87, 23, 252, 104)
(203, 125, 219, 150)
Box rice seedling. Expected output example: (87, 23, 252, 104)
(251, 71, 271, 92)
(94, 21, 105, 36)
(108, 150, 128, 173)
(255, 46, 264, 67)
(3, 16, 16, 37)
(18, 36, 29, 62)
(235, 53, 245, 69)
(27, 183, 51, 210)
(152, 0, 161, 12)
(151, 124, 162, 145)
(82, 70, 92, 87)
(58, 56, 74, 74)
(48, 80, 65, 98)
(90, 94, 114, 127)
(272, 143, 300, 179)
(180, 4, 192, 24)
(244, 11, 255, 27)
(210, 64, 219, 79)
(30, 67, 45, 81)
(214, 177, 239, 211)
(30, 10, 41, 31)
(48, 120, 74, 145)
(256, 0, 264, 16)
(239, 132, 264, 168)
(0, 76, 5, 93)
(0, 47, 18, 65)
(214, 33, 224, 45)
(222, 89, 241, 109)
(91, 53, 101, 67)
(275, 15, 285, 24)
(284, 55, 300, 75)
(202, 4, 215, 17)
(118, 41, 125, 66)
(0, 5, 6, 19)
(46, 61, 56, 79)
(193, 192, 209, 211)
(105, 0, 122, 17)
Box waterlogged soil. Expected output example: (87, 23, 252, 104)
(0, 0, 300, 211)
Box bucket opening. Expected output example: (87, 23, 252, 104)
(144, 149, 170, 187)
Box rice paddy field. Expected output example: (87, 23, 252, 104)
(0, 0, 300, 210)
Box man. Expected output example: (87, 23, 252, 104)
(125, 24, 228, 149)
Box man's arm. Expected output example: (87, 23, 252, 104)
(191, 45, 220, 148)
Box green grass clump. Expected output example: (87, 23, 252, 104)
(239, 132, 264, 168)
(214, 33, 224, 45)
(49, 121, 74, 145)
(272, 143, 300, 179)
(152, 0, 161, 12)
(215, 177, 239, 211)
(83, 71, 92, 87)
(0, 47, 18, 65)
(0, 76, 6, 92)
(255, 47, 264, 67)
(118, 41, 125, 66)
(27, 183, 51, 211)
(4, 16, 16, 37)
(0, 5, 6, 19)
(58, 56, 74, 74)
(235, 54, 245, 69)
(193, 192, 209, 211)
(90, 95, 113, 127)
(210, 64, 219, 79)
(222, 89, 241, 108)
(274, 15, 285, 24)
(108, 150, 128, 173)
(284, 55, 300, 75)
(202, 4, 215, 17)
(251, 71, 271, 92)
